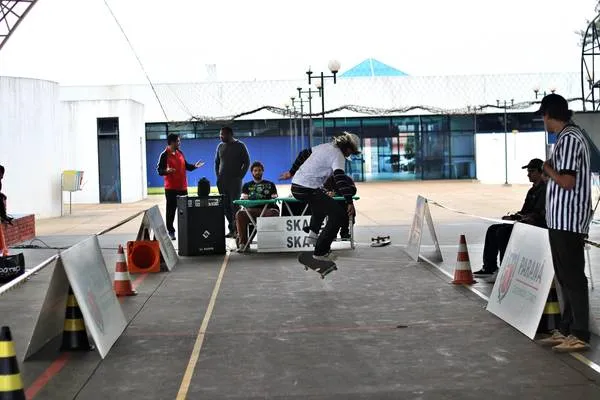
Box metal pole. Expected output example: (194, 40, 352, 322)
(293, 107, 298, 156)
(300, 99, 305, 149)
(504, 102, 508, 185)
(289, 109, 293, 163)
(321, 73, 325, 143)
(308, 90, 313, 148)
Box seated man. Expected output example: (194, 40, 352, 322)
(473, 158, 547, 283)
(235, 161, 279, 252)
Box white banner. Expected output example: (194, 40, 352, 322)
(486, 223, 555, 339)
(406, 195, 443, 262)
(257, 216, 312, 252)
(60, 236, 127, 358)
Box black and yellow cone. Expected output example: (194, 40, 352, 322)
(0, 326, 25, 400)
(537, 282, 561, 334)
(60, 287, 93, 351)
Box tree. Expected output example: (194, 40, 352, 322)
(577, 1, 600, 46)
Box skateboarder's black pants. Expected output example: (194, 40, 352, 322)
(482, 223, 513, 272)
(306, 199, 350, 238)
(291, 184, 345, 256)
(164, 189, 188, 234)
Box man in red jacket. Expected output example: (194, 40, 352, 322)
(157, 134, 204, 240)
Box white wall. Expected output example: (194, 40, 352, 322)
(0, 77, 62, 218)
(475, 131, 546, 184)
(61, 99, 146, 204)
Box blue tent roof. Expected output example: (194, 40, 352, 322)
(340, 58, 408, 78)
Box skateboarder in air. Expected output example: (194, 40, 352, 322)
(279, 132, 360, 266)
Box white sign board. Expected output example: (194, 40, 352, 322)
(257, 216, 313, 252)
(406, 195, 442, 262)
(486, 223, 555, 339)
(60, 236, 127, 358)
(24, 257, 70, 361)
(138, 205, 178, 270)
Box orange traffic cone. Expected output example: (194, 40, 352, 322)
(114, 245, 137, 296)
(452, 235, 476, 284)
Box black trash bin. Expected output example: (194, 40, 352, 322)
(177, 195, 226, 256)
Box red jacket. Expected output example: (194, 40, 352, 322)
(156, 147, 196, 190)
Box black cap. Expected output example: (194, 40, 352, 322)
(533, 93, 570, 118)
(522, 158, 544, 170)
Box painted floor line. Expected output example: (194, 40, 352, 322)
(25, 273, 148, 398)
(419, 255, 600, 377)
(176, 253, 230, 399)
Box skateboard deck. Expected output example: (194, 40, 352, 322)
(298, 252, 337, 279)
(371, 236, 391, 247)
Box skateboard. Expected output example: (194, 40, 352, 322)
(371, 236, 391, 247)
(298, 252, 337, 279)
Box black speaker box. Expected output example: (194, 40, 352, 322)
(177, 195, 226, 256)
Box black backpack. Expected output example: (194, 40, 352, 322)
(197, 177, 211, 197)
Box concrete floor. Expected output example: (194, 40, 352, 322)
(2, 181, 600, 399)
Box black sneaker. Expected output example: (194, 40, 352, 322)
(168, 231, 176, 240)
(472, 268, 495, 277)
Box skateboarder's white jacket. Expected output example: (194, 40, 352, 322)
(289, 143, 356, 205)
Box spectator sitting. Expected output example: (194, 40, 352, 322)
(473, 158, 547, 283)
(235, 161, 279, 252)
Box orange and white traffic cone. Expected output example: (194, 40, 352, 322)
(452, 234, 476, 284)
(114, 245, 137, 296)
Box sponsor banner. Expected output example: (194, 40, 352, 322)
(257, 216, 312, 252)
(486, 223, 555, 339)
(60, 236, 127, 358)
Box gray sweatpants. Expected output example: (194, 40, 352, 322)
(217, 178, 242, 234)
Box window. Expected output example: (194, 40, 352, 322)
(146, 123, 167, 140)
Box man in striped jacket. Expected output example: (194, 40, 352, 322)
(279, 132, 360, 263)
(535, 94, 593, 353)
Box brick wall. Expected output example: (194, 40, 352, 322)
(3, 215, 35, 246)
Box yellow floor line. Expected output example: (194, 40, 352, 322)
(176, 253, 230, 399)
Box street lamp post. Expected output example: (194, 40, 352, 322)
(532, 87, 557, 160)
(290, 97, 299, 156)
(292, 96, 306, 150)
(497, 99, 514, 186)
(306, 60, 341, 143)
(285, 104, 296, 163)
(297, 87, 317, 147)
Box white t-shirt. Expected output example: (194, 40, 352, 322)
(292, 143, 346, 188)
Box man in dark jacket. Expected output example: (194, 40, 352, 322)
(215, 126, 250, 237)
(157, 134, 204, 240)
(473, 158, 547, 283)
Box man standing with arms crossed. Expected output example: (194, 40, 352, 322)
(215, 126, 250, 238)
(536, 94, 593, 352)
(157, 134, 204, 240)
